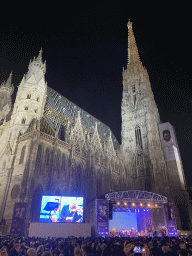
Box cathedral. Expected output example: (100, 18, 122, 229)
(0, 21, 191, 235)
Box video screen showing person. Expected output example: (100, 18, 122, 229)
(39, 196, 84, 223)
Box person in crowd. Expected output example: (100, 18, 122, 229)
(178, 242, 188, 256)
(9, 244, 21, 256)
(36, 245, 44, 256)
(123, 241, 134, 256)
(74, 247, 82, 256)
(81, 245, 93, 256)
(3, 235, 192, 256)
(0, 251, 8, 256)
(27, 248, 37, 256)
(162, 242, 171, 255)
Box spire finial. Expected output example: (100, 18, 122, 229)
(5, 71, 13, 86)
(36, 48, 43, 63)
(127, 20, 141, 65)
(27, 47, 46, 74)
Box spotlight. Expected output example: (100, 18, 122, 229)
(155, 204, 158, 207)
(117, 202, 120, 205)
(132, 203, 135, 206)
(147, 203, 151, 207)
(140, 203, 143, 207)
(124, 202, 127, 206)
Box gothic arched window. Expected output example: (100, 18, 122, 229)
(45, 148, 50, 166)
(145, 180, 151, 192)
(132, 84, 136, 93)
(59, 125, 65, 141)
(76, 165, 82, 195)
(36, 145, 42, 163)
(27, 94, 31, 99)
(135, 126, 143, 150)
(31, 185, 43, 222)
(56, 151, 61, 179)
(97, 171, 102, 196)
(22, 118, 26, 124)
(19, 145, 26, 164)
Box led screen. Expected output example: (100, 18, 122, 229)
(39, 196, 84, 223)
(109, 211, 137, 232)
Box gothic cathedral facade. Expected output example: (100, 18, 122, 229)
(0, 21, 190, 234)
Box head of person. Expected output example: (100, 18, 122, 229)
(14, 244, 21, 253)
(179, 242, 186, 250)
(0, 251, 8, 256)
(74, 247, 82, 256)
(37, 245, 44, 255)
(69, 202, 77, 212)
(82, 246, 91, 256)
(27, 248, 37, 256)
(58, 243, 65, 253)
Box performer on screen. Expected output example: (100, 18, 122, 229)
(60, 202, 82, 222)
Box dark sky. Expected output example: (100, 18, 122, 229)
(0, 2, 192, 186)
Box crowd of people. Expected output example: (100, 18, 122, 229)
(1, 235, 192, 256)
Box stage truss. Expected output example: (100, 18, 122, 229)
(105, 190, 168, 203)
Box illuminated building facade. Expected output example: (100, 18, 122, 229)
(0, 21, 191, 235)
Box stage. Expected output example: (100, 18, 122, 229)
(94, 191, 178, 237)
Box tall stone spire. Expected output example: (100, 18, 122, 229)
(0, 71, 14, 95)
(127, 20, 141, 66)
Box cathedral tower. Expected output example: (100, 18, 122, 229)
(0, 72, 14, 123)
(9, 49, 47, 148)
(121, 21, 169, 196)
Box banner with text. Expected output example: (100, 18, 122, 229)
(95, 199, 109, 237)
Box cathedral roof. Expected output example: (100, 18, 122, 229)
(44, 86, 120, 149)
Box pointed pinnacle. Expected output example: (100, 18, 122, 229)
(94, 122, 98, 132)
(36, 48, 43, 63)
(5, 71, 13, 88)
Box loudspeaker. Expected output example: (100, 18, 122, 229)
(168, 205, 172, 220)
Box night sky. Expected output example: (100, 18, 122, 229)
(0, 3, 192, 186)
